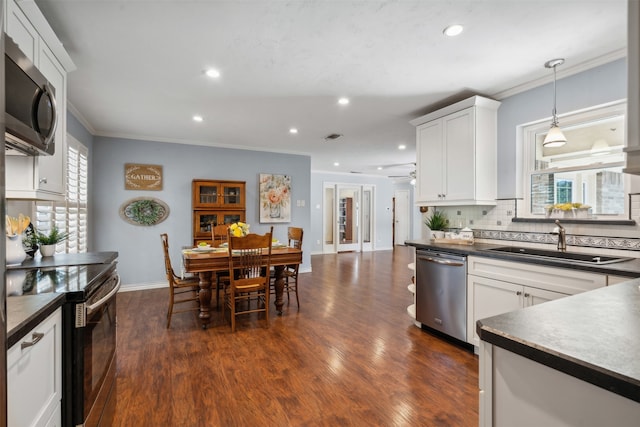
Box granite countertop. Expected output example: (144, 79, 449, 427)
(6, 293, 65, 349)
(477, 279, 640, 403)
(405, 239, 640, 278)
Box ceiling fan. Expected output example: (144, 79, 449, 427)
(381, 162, 416, 182)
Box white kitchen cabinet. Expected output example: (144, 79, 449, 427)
(479, 343, 640, 427)
(467, 256, 606, 347)
(7, 308, 62, 427)
(410, 96, 501, 206)
(5, 0, 38, 61)
(4, 0, 75, 201)
(469, 274, 568, 347)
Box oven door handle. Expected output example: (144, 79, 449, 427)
(87, 276, 121, 314)
(418, 255, 465, 267)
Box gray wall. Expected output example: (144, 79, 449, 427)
(497, 58, 627, 198)
(90, 136, 311, 286)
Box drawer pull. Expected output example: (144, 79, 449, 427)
(20, 332, 45, 350)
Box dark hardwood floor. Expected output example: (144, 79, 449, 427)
(114, 246, 478, 426)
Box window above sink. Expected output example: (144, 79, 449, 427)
(520, 100, 630, 222)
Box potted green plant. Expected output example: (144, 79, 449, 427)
(31, 225, 69, 257)
(425, 210, 448, 239)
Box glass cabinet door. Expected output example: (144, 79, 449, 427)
(193, 182, 220, 208)
(193, 211, 220, 238)
(221, 184, 245, 209)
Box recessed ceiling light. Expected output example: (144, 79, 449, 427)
(193, 115, 203, 122)
(338, 97, 350, 105)
(398, 144, 406, 150)
(334, 162, 340, 166)
(289, 128, 298, 134)
(443, 24, 464, 37)
(377, 166, 383, 170)
(205, 68, 220, 78)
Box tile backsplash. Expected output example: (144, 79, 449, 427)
(424, 200, 640, 257)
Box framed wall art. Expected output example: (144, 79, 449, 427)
(124, 163, 163, 190)
(259, 174, 291, 223)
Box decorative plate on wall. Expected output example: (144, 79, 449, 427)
(119, 197, 170, 226)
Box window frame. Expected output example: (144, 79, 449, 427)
(520, 100, 628, 220)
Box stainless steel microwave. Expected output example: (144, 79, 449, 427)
(5, 35, 57, 156)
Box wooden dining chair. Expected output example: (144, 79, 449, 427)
(161, 233, 200, 328)
(211, 224, 229, 247)
(271, 227, 303, 308)
(210, 224, 230, 307)
(223, 227, 273, 332)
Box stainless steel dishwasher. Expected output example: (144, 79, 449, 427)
(415, 249, 467, 342)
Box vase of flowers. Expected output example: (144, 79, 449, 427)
(229, 222, 250, 237)
(6, 214, 30, 266)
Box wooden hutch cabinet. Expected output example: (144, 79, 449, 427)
(192, 179, 246, 245)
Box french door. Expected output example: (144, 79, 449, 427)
(323, 183, 374, 253)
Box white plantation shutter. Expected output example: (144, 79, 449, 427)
(36, 136, 89, 254)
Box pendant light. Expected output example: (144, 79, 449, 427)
(543, 58, 567, 148)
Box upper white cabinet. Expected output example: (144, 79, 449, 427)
(4, 0, 76, 201)
(410, 96, 501, 206)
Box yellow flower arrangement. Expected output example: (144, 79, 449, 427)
(229, 222, 250, 237)
(6, 214, 30, 236)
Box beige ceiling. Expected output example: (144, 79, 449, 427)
(35, 0, 627, 179)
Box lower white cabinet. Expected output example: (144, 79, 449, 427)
(467, 256, 606, 347)
(480, 343, 640, 427)
(7, 308, 62, 427)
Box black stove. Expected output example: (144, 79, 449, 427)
(6, 263, 114, 301)
(6, 261, 119, 427)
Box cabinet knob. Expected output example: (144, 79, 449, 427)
(524, 293, 530, 298)
(39, 177, 48, 184)
(516, 291, 522, 296)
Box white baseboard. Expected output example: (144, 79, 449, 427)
(119, 281, 167, 292)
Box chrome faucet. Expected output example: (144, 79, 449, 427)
(551, 219, 567, 251)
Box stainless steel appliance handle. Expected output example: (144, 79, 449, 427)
(42, 82, 58, 146)
(87, 276, 121, 314)
(417, 255, 465, 267)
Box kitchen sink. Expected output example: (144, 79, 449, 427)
(486, 246, 632, 265)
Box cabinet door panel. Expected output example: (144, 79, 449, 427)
(6, 0, 38, 61)
(524, 286, 568, 307)
(444, 108, 475, 201)
(36, 43, 66, 195)
(468, 274, 522, 346)
(220, 183, 245, 209)
(193, 182, 221, 208)
(8, 309, 62, 427)
(416, 121, 443, 202)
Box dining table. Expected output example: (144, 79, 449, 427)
(182, 245, 303, 329)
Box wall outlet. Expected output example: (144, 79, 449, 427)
(316, 240, 320, 244)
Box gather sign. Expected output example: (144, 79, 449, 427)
(124, 163, 163, 191)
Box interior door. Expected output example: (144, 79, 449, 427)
(337, 185, 360, 252)
(361, 186, 374, 251)
(394, 189, 410, 245)
(323, 184, 335, 253)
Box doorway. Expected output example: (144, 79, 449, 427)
(394, 189, 410, 246)
(323, 183, 375, 253)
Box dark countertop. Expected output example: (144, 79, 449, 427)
(477, 279, 640, 403)
(405, 239, 640, 278)
(6, 293, 65, 349)
(6, 251, 118, 270)
(5, 251, 119, 348)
